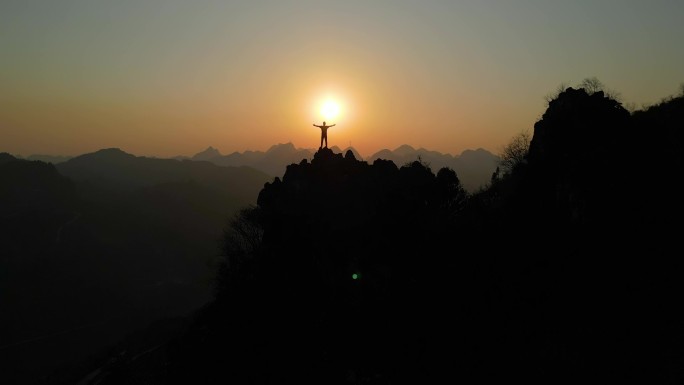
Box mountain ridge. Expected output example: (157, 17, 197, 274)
(184, 143, 499, 192)
(2, 143, 499, 192)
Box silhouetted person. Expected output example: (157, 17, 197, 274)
(313, 121, 335, 148)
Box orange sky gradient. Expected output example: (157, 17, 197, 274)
(2, 1, 683, 159)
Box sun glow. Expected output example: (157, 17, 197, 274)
(320, 100, 341, 121)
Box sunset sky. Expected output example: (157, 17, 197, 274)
(2, 0, 683, 159)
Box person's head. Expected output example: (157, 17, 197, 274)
(323, 121, 326, 125)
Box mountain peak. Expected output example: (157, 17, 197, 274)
(62, 148, 136, 167)
(459, 148, 500, 160)
(312, 147, 343, 163)
(91, 148, 135, 158)
(341, 146, 362, 160)
(192, 146, 222, 161)
(266, 142, 296, 153)
(0, 152, 18, 164)
(394, 144, 416, 156)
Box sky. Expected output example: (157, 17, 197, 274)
(2, 0, 683, 159)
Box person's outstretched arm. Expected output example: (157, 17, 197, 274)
(313, 124, 319, 127)
(330, 124, 336, 127)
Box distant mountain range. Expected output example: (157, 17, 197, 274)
(14, 143, 499, 192)
(26, 154, 73, 163)
(57, 147, 269, 195)
(0, 148, 273, 384)
(13, 144, 499, 192)
(365, 145, 499, 192)
(184, 143, 500, 192)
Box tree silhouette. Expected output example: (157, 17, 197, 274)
(498, 129, 530, 174)
(214, 205, 264, 298)
(544, 82, 569, 105)
(578, 76, 621, 101)
(579, 76, 604, 94)
(436, 167, 468, 215)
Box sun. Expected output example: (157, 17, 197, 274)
(320, 100, 340, 121)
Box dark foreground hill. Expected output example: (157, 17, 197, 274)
(0, 151, 272, 384)
(166, 148, 470, 385)
(128, 88, 682, 385)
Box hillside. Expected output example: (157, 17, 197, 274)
(122, 89, 684, 384)
(0, 151, 273, 385)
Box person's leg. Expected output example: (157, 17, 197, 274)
(320, 134, 324, 149)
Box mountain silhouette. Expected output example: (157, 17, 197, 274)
(189, 142, 315, 177)
(160, 86, 684, 384)
(5, 84, 684, 385)
(57, 148, 269, 198)
(191, 146, 222, 161)
(367, 145, 499, 192)
(165, 147, 469, 384)
(1, 149, 273, 385)
(392, 143, 417, 156)
(0, 156, 77, 231)
(185, 143, 498, 191)
(0, 152, 17, 164)
(25, 154, 72, 164)
(0, 152, 72, 164)
(338, 146, 363, 160)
